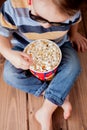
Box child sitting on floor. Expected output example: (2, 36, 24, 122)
(0, 0, 87, 130)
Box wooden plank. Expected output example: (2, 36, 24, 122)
(0, 65, 28, 130)
(67, 7, 87, 130)
(68, 50, 87, 130)
(81, 6, 87, 37)
(68, 84, 85, 130)
(0, 54, 5, 64)
(0, 0, 4, 6)
(76, 72, 87, 129)
(53, 107, 67, 130)
(28, 94, 44, 130)
(75, 7, 87, 128)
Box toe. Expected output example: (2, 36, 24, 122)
(64, 111, 71, 120)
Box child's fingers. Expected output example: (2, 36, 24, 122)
(20, 52, 34, 64)
(76, 41, 80, 51)
(83, 38, 87, 48)
(14, 59, 29, 70)
(81, 43, 85, 52)
(80, 38, 87, 52)
(19, 52, 36, 69)
(19, 64, 29, 70)
(20, 52, 32, 60)
(80, 36, 87, 50)
(20, 60, 30, 70)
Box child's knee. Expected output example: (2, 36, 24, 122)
(3, 61, 18, 84)
(71, 58, 81, 76)
(3, 65, 15, 84)
(64, 52, 81, 77)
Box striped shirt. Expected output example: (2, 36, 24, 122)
(0, 0, 81, 48)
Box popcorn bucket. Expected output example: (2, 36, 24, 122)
(24, 39, 62, 81)
(30, 66, 58, 81)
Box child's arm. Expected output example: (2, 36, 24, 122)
(0, 1, 34, 70)
(69, 23, 87, 52)
(0, 35, 32, 70)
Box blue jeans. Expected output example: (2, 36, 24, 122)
(3, 41, 81, 106)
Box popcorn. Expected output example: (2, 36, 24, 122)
(24, 39, 62, 72)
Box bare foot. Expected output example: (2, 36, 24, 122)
(62, 99, 72, 120)
(35, 108, 53, 130)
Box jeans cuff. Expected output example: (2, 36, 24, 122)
(44, 93, 64, 106)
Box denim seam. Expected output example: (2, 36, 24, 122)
(34, 82, 48, 96)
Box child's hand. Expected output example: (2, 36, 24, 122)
(70, 32, 87, 52)
(7, 50, 33, 70)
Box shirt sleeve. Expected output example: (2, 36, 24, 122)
(0, 0, 17, 37)
(70, 11, 82, 25)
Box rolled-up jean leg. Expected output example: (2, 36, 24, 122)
(44, 42, 81, 106)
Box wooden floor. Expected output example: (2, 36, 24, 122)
(0, 2, 87, 130)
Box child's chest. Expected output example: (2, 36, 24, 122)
(18, 19, 70, 40)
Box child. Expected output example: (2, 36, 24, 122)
(0, 0, 87, 130)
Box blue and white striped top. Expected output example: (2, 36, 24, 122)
(0, 0, 81, 48)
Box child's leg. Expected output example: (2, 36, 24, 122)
(44, 41, 81, 107)
(3, 60, 48, 95)
(61, 95, 72, 119)
(35, 95, 72, 130)
(35, 42, 81, 130)
(35, 99, 57, 130)
(3, 46, 48, 96)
